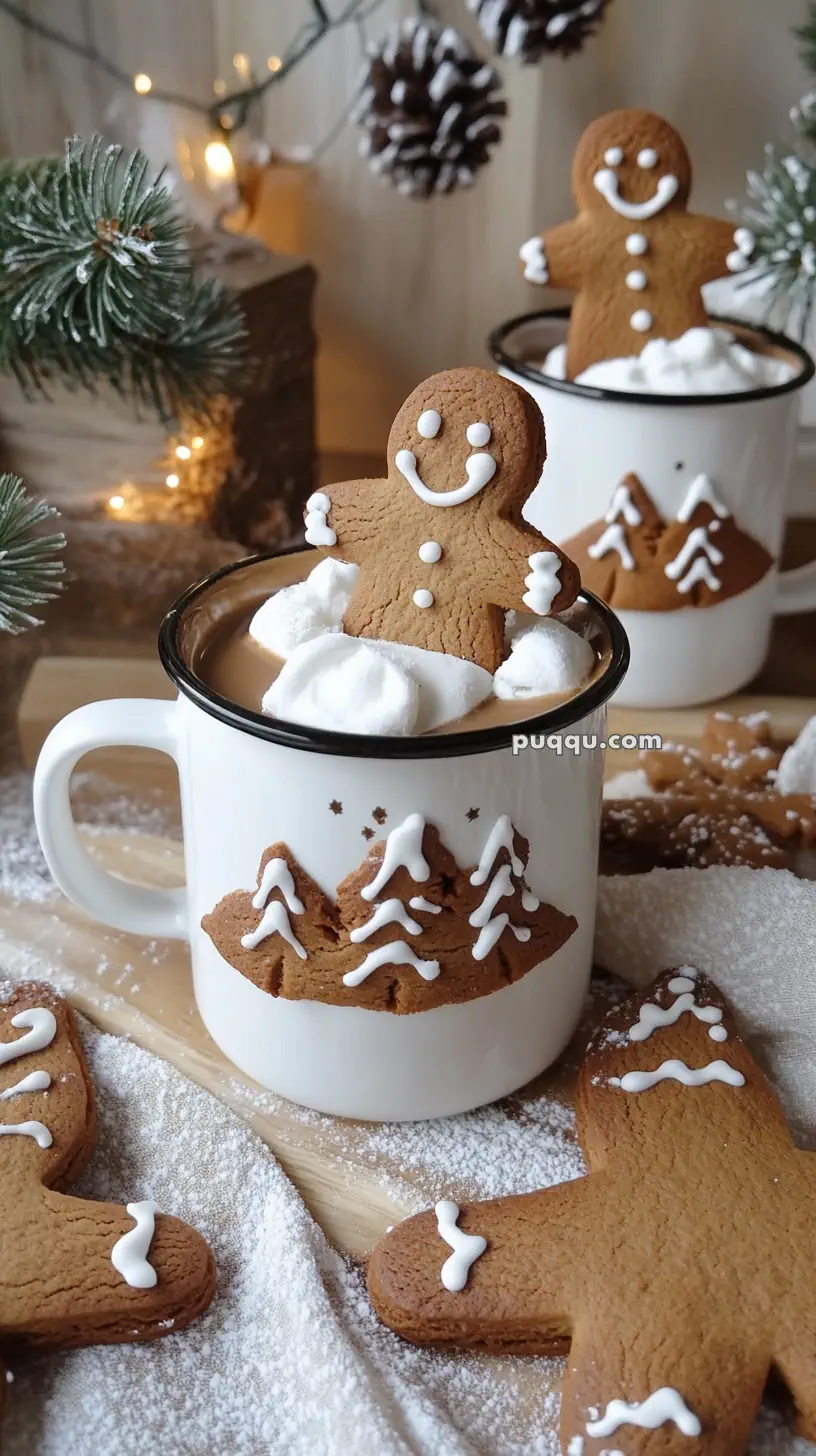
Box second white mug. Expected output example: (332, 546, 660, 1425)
(491, 309, 816, 708)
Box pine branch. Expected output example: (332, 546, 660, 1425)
(732, 146, 816, 337)
(795, 3, 816, 79)
(0, 137, 248, 421)
(0, 474, 65, 634)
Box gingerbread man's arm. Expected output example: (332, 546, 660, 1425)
(8, 1188, 216, 1349)
(520, 218, 594, 292)
(482, 519, 581, 618)
(685, 214, 750, 286)
(304, 477, 386, 566)
(367, 1178, 592, 1355)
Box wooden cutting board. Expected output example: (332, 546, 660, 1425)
(7, 656, 816, 1257)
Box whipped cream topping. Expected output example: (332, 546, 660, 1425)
(542, 326, 798, 396)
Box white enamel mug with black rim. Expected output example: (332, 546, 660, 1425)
(491, 308, 816, 708)
(33, 548, 628, 1121)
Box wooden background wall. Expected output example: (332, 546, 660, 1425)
(0, 0, 808, 452)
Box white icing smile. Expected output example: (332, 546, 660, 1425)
(395, 448, 497, 507)
(593, 167, 679, 220)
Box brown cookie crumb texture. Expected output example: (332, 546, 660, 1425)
(202, 820, 577, 1014)
(310, 367, 580, 673)
(528, 108, 739, 376)
(0, 982, 215, 1437)
(368, 967, 816, 1452)
(602, 710, 816, 872)
(563, 472, 773, 612)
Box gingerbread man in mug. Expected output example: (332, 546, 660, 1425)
(519, 108, 754, 379)
(304, 367, 580, 674)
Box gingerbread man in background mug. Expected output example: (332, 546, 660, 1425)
(519, 108, 754, 379)
(304, 367, 580, 674)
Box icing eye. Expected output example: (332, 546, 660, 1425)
(466, 421, 491, 448)
(417, 409, 441, 439)
(604, 146, 624, 166)
(637, 148, 658, 169)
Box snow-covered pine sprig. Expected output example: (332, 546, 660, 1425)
(0, 136, 247, 420)
(731, 145, 816, 335)
(0, 474, 65, 634)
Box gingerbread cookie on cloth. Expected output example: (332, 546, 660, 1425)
(304, 367, 580, 673)
(0, 982, 215, 1431)
(369, 966, 816, 1453)
(519, 108, 753, 378)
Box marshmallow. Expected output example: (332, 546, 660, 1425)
(777, 714, 816, 795)
(263, 635, 419, 735)
(493, 619, 595, 701)
(542, 327, 798, 396)
(249, 559, 360, 659)
(262, 633, 493, 736)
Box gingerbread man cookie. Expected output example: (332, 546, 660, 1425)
(369, 966, 816, 1453)
(519, 108, 753, 378)
(304, 367, 580, 673)
(0, 982, 215, 1432)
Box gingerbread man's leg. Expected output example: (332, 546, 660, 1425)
(7, 1188, 215, 1349)
(368, 1182, 589, 1355)
(561, 1311, 770, 1456)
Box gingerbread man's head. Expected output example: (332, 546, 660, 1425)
(387, 367, 546, 519)
(572, 108, 692, 221)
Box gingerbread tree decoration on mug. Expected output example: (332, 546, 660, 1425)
(519, 108, 754, 378)
(302, 367, 580, 674)
(0, 982, 215, 1432)
(203, 812, 577, 1013)
(564, 471, 773, 610)
(369, 967, 816, 1452)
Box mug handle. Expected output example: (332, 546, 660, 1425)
(33, 698, 188, 940)
(774, 558, 816, 616)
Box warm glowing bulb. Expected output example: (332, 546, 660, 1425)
(233, 52, 251, 79)
(175, 444, 192, 460)
(133, 73, 153, 94)
(166, 473, 180, 489)
(191, 435, 205, 450)
(267, 55, 283, 73)
(218, 111, 235, 131)
(109, 494, 125, 510)
(204, 140, 235, 181)
(213, 78, 226, 96)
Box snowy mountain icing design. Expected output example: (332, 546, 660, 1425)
(202, 813, 577, 1014)
(564, 472, 773, 612)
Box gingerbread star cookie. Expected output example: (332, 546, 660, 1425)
(519, 108, 753, 378)
(0, 981, 215, 1432)
(303, 367, 580, 673)
(369, 967, 816, 1453)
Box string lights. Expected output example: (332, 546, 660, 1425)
(104, 408, 234, 525)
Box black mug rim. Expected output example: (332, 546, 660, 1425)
(157, 545, 630, 760)
(488, 307, 816, 407)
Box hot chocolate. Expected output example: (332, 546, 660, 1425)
(190, 550, 611, 736)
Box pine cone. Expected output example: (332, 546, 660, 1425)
(467, 0, 613, 62)
(354, 18, 507, 198)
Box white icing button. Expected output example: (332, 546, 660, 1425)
(466, 422, 491, 448)
(630, 309, 653, 333)
(418, 541, 443, 564)
(413, 588, 434, 609)
(625, 269, 647, 291)
(637, 147, 658, 168)
(417, 409, 441, 439)
(604, 146, 624, 166)
(626, 233, 648, 256)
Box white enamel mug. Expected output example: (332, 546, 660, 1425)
(33, 549, 628, 1121)
(491, 309, 816, 708)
